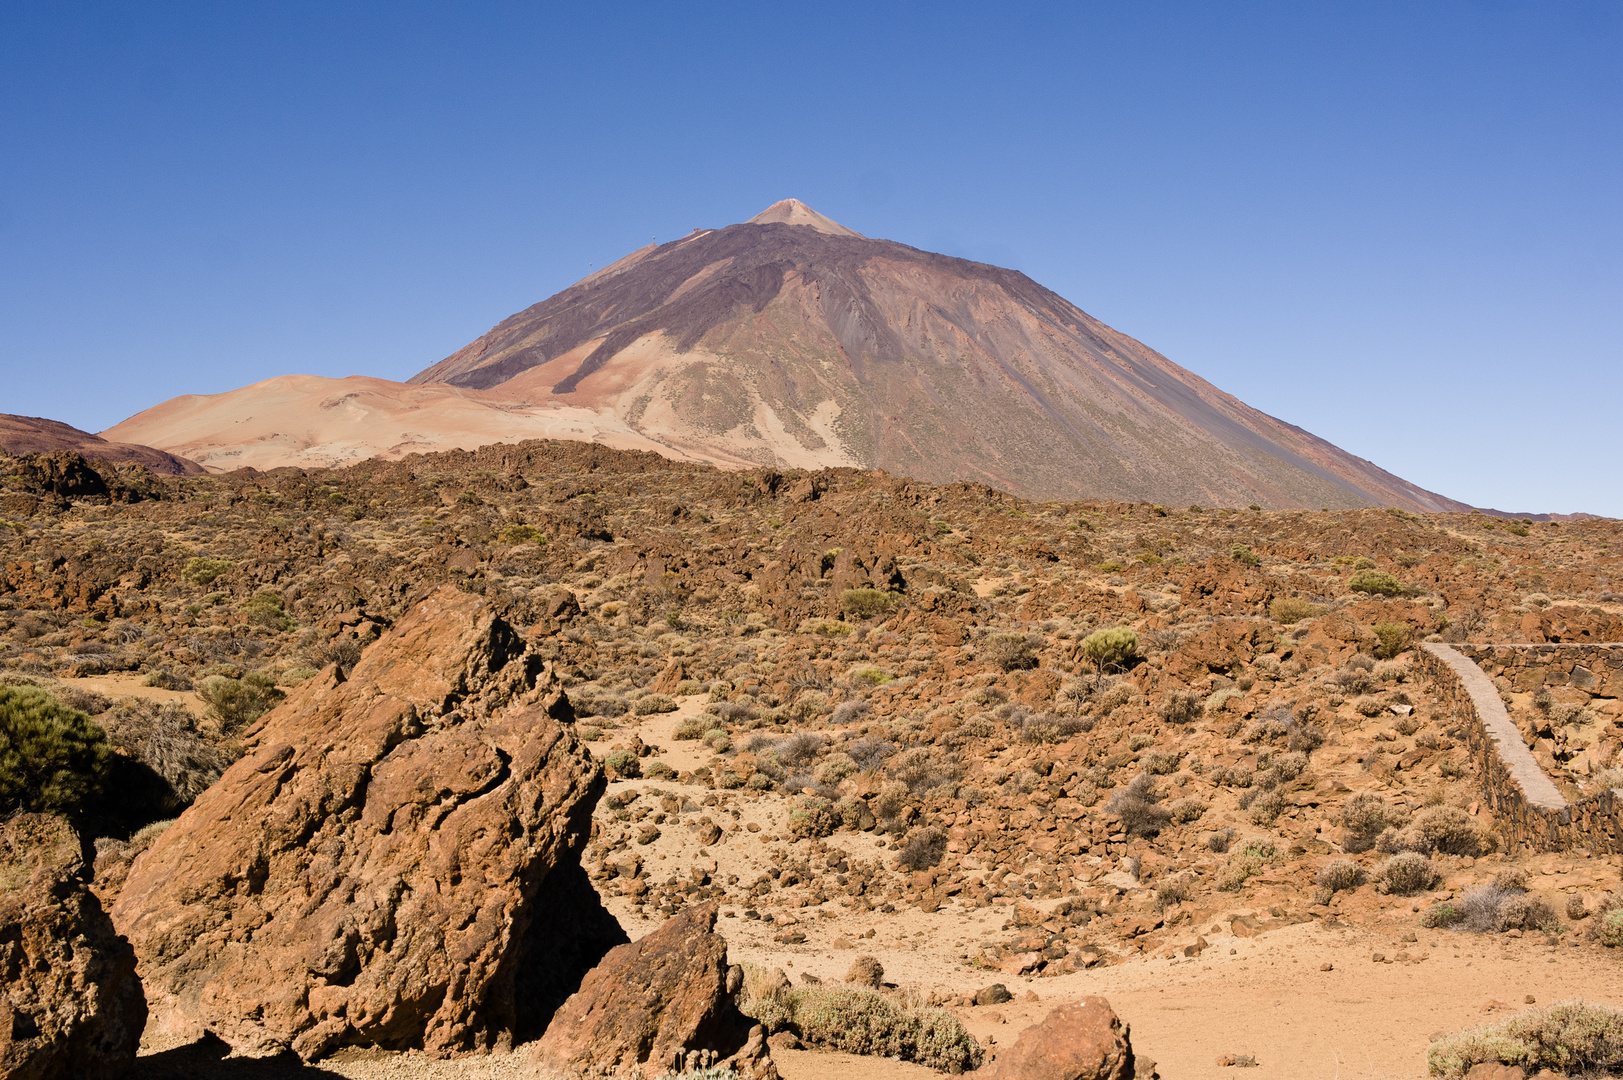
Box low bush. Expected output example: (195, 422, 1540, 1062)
(1247, 789, 1286, 826)
(840, 589, 896, 621)
(1380, 806, 1494, 857)
(1155, 873, 1196, 909)
(498, 522, 545, 544)
(1422, 902, 1464, 929)
(984, 633, 1041, 672)
(1159, 689, 1201, 725)
(1349, 570, 1412, 597)
(1375, 852, 1441, 895)
(182, 556, 233, 585)
(239, 591, 295, 632)
(1316, 858, 1362, 893)
(198, 673, 285, 735)
(1080, 627, 1138, 672)
(100, 698, 235, 806)
(1372, 621, 1413, 660)
(830, 699, 871, 726)
(1268, 597, 1322, 624)
(673, 716, 709, 740)
(634, 694, 679, 716)
(845, 955, 885, 988)
(1427, 1000, 1623, 1079)
(787, 796, 838, 839)
(0, 686, 112, 815)
(1217, 837, 1277, 890)
(1342, 792, 1403, 853)
(1230, 545, 1262, 568)
(739, 984, 981, 1072)
(1106, 773, 1170, 837)
(896, 826, 947, 871)
(605, 749, 640, 779)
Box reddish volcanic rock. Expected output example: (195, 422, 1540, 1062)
(0, 814, 146, 1080)
(111, 586, 618, 1060)
(985, 998, 1147, 1080)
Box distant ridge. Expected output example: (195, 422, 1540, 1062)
(0, 414, 204, 475)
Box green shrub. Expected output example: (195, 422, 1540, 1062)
(1349, 570, 1411, 597)
(1080, 627, 1138, 672)
(1422, 902, 1465, 929)
(634, 694, 678, 716)
(673, 716, 709, 740)
(605, 749, 640, 779)
(239, 591, 295, 631)
(197, 673, 285, 735)
(840, 588, 895, 620)
(1230, 545, 1262, 568)
(499, 523, 545, 544)
(741, 985, 982, 1072)
(1372, 621, 1413, 660)
(1427, 1001, 1623, 1078)
(1269, 597, 1322, 624)
(182, 556, 234, 586)
(1598, 907, 1623, 948)
(0, 686, 112, 815)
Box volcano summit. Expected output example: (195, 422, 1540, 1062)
(109, 200, 1464, 512)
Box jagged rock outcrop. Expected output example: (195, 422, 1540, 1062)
(110, 585, 618, 1060)
(984, 999, 1148, 1080)
(532, 900, 777, 1079)
(0, 814, 146, 1080)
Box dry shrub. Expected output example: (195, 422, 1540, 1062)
(1316, 858, 1362, 893)
(1247, 789, 1286, 826)
(1216, 837, 1277, 890)
(787, 796, 838, 839)
(1342, 792, 1404, 853)
(634, 694, 678, 716)
(1427, 1001, 1623, 1079)
(845, 956, 884, 988)
(1166, 796, 1206, 824)
(1269, 597, 1322, 624)
(896, 827, 947, 871)
(1159, 689, 1202, 725)
(741, 985, 981, 1072)
(1155, 873, 1196, 909)
(1106, 774, 1170, 837)
(984, 633, 1041, 672)
(1380, 806, 1494, 857)
(101, 698, 236, 806)
(1374, 852, 1441, 895)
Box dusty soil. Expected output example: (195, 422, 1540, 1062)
(3, 439, 1621, 1079)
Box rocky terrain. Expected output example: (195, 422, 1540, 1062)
(0, 415, 203, 477)
(2, 439, 1622, 1077)
(108, 200, 1466, 513)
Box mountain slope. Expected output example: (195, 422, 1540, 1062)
(409, 199, 1464, 512)
(0, 414, 204, 475)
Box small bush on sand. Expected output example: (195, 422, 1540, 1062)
(1427, 1001, 1623, 1079)
(787, 796, 838, 839)
(845, 956, 885, 988)
(740, 984, 981, 1072)
(1374, 852, 1441, 896)
(197, 673, 285, 735)
(0, 686, 112, 815)
(1342, 792, 1404, 853)
(634, 694, 678, 716)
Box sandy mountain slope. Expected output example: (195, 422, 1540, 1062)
(110, 199, 1466, 511)
(411, 200, 1465, 512)
(0, 414, 204, 475)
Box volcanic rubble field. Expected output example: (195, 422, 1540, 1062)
(4, 440, 1623, 1077)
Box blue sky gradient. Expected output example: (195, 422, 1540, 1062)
(2, 2, 1619, 513)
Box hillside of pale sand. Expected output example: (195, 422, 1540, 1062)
(101, 360, 863, 475)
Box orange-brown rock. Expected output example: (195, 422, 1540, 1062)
(984, 998, 1147, 1080)
(532, 900, 776, 1079)
(111, 586, 616, 1060)
(0, 814, 146, 1080)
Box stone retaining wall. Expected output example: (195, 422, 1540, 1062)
(1452, 643, 1623, 699)
(1417, 643, 1623, 854)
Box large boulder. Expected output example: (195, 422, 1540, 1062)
(532, 900, 777, 1079)
(984, 998, 1148, 1080)
(0, 813, 146, 1080)
(111, 585, 622, 1060)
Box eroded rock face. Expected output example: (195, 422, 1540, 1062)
(111, 585, 614, 1060)
(985, 998, 1145, 1080)
(0, 813, 146, 1080)
(532, 900, 776, 1079)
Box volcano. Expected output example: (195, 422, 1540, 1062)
(108, 200, 1465, 511)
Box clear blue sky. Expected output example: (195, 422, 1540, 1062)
(3, 2, 1619, 515)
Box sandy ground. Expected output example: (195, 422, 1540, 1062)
(124, 692, 1623, 1079)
